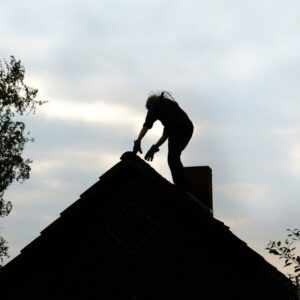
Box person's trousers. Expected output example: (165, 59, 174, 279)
(167, 124, 193, 191)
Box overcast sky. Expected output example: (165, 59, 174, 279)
(1, 0, 300, 274)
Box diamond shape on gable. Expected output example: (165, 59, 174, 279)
(107, 202, 157, 253)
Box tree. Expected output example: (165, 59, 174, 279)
(0, 56, 44, 264)
(266, 228, 300, 286)
(0, 236, 9, 268)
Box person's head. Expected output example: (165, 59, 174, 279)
(145, 91, 175, 109)
(145, 94, 160, 110)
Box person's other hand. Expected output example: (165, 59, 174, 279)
(144, 145, 159, 161)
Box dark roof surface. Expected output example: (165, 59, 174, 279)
(0, 152, 296, 294)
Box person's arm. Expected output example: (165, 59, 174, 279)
(133, 126, 149, 154)
(136, 126, 149, 141)
(155, 135, 168, 147)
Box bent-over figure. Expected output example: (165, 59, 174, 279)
(133, 91, 194, 191)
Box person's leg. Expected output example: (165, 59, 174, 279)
(168, 126, 193, 190)
(168, 142, 185, 188)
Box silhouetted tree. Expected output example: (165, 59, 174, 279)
(0, 236, 9, 267)
(266, 228, 300, 286)
(0, 56, 44, 264)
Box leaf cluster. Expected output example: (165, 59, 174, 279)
(0, 56, 43, 115)
(0, 56, 44, 265)
(0, 56, 44, 216)
(0, 235, 9, 267)
(266, 228, 300, 285)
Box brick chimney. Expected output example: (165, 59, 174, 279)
(184, 166, 213, 213)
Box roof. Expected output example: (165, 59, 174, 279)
(0, 152, 297, 296)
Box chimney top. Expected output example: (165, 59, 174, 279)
(184, 166, 213, 213)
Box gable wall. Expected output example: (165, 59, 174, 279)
(0, 167, 297, 299)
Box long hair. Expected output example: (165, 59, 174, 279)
(145, 91, 177, 110)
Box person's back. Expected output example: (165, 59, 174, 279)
(144, 96, 193, 138)
(153, 98, 192, 131)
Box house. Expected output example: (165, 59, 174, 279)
(0, 152, 297, 299)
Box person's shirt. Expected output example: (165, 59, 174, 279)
(143, 99, 193, 137)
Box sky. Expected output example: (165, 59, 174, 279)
(1, 0, 300, 275)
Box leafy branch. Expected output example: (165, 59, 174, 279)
(266, 228, 300, 285)
(0, 55, 45, 265)
(0, 235, 9, 267)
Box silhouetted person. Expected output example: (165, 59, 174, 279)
(133, 91, 194, 191)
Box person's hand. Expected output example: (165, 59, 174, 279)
(133, 140, 142, 154)
(144, 145, 159, 161)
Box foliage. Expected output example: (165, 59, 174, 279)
(0, 235, 9, 267)
(266, 228, 300, 285)
(0, 56, 44, 264)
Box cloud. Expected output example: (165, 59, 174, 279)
(40, 99, 142, 126)
(216, 183, 267, 203)
(285, 142, 300, 176)
(1, 0, 300, 278)
(272, 129, 300, 177)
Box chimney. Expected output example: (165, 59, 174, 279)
(184, 166, 213, 213)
